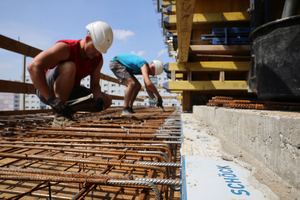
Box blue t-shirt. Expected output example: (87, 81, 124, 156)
(112, 54, 148, 75)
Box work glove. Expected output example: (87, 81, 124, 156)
(94, 97, 105, 112)
(156, 96, 163, 108)
(47, 94, 75, 116)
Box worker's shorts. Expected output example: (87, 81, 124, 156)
(35, 65, 93, 105)
(109, 61, 134, 83)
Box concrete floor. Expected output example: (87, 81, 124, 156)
(181, 109, 300, 200)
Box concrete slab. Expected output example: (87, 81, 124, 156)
(192, 106, 300, 199)
(180, 113, 278, 200)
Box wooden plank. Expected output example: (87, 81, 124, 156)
(0, 109, 52, 116)
(165, 61, 250, 72)
(99, 73, 124, 86)
(165, 80, 248, 90)
(189, 45, 251, 55)
(182, 91, 192, 111)
(111, 95, 143, 102)
(165, 12, 250, 26)
(0, 80, 35, 94)
(0, 34, 42, 58)
(194, 0, 250, 13)
(141, 86, 164, 90)
(176, 0, 196, 62)
(171, 70, 176, 81)
(138, 96, 176, 100)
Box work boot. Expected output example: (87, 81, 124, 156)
(52, 113, 77, 127)
(129, 107, 136, 113)
(122, 107, 133, 115)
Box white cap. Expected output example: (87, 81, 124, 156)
(86, 21, 113, 53)
(152, 60, 163, 75)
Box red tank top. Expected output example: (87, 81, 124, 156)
(47, 39, 102, 87)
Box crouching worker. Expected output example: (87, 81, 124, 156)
(109, 53, 164, 115)
(27, 21, 114, 127)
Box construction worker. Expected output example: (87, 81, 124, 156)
(109, 53, 164, 115)
(27, 21, 114, 127)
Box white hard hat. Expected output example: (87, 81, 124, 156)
(86, 21, 113, 53)
(152, 60, 163, 75)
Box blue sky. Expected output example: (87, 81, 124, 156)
(0, 0, 174, 81)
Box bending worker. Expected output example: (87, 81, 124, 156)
(109, 53, 164, 115)
(27, 21, 114, 127)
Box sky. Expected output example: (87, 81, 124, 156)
(0, 0, 174, 81)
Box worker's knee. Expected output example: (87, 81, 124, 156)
(128, 80, 141, 90)
(58, 61, 76, 77)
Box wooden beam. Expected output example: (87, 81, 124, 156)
(176, 0, 196, 62)
(111, 95, 143, 102)
(0, 34, 42, 58)
(164, 61, 250, 72)
(138, 95, 176, 100)
(141, 86, 164, 90)
(161, 0, 176, 6)
(0, 80, 35, 94)
(164, 12, 250, 26)
(0, 109, 52, 116)
(189, 45, 251, 55)
(164, 80, 248, 90)
(182, 91, 192, 111)
(165, 5, 176, 14)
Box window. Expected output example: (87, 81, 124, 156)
(159, 78, 161, 80)
(104, 90, 108, 93)
(111, 90, 116, 93)
(104, 84, 108, 87)
(111, 84, 116, 87)
(31, 101, 35, 103)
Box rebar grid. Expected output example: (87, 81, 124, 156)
(0, 106, 182, 200)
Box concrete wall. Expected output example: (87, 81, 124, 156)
(193, 106, 300, 190)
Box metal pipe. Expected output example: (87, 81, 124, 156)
(282, 0, 300, 18)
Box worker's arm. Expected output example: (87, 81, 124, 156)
(90, 59, 104, 100)
(27, 43, 70, 100)
(140, 64, 161, 99)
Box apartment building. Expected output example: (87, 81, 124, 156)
(0, 74, 180, 111)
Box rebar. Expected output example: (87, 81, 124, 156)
(107, 180, 160, 200)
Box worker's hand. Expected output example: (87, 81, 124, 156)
(156, 96, 163, 108)
(94, 97, 105, 112)
(47, 94, 75, 116)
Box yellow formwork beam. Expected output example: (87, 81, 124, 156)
(161, 0, 176, 6)
(165, 12, 250, 26)
(165, 81, 248, 90)
(176, 95, 183, 101)
(165, 61, 250, 72)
